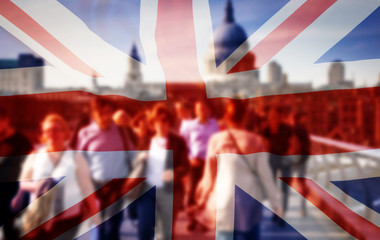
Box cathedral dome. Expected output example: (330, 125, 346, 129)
(214, 23, 247, 66)
(214, 23, 247, 49)
(213, 0, 247, 66)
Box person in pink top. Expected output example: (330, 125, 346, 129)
(76, 96, 135, 240)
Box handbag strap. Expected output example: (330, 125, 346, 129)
(227, 129, 258, 175)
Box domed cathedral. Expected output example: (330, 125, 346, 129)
(204, 0, 259, 98)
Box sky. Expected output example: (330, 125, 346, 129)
(57, 0, 144, 63)
(0, 0, 379, 89)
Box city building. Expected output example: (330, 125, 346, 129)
(322, 60, 354, 89)
(204, 0, 259, 98)
(268, 61, 282, 85)
(329, 61, 344, 86)
(0, 54, 44, 95)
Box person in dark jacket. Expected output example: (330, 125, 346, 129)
(262, 106, 293, 218)
(291, 110, 311, 217)
(136, 103, 189, 240)
(0, 107, 32, 239)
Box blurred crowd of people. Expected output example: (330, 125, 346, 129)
(0, 95, 310, 240)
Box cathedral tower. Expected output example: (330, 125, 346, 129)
(125, 43, 143, 87)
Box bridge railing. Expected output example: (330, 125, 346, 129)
(307, 135, 380, 221)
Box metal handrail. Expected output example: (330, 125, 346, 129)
(309, 135, 380, 220)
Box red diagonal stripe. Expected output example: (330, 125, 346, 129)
(228, 0, 337, 73)
(281, 177, 380, 240)
(20, 178, 145, 240)
(0, 0, 101, 77)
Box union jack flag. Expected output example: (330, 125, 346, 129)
(0, 0, 380, 239)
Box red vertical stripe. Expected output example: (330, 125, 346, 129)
(155, 0, 206, 99)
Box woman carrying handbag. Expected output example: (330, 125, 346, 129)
(194, 100, 282, 240)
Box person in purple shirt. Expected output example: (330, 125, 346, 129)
(180, 100, 219, 231)
(76, 96, 134, 240)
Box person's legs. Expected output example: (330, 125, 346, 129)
(95, 182, 123, 240)
(50, 214, 82, 240)
(187, 160, 205, 230)
(269, 155, 280, 182)
(136, 190, 156, 240)
(297, 157, 308, 178)
(270, 156, 286, 224)
(2, 218, 19, 240)
(187, 160, 205, 207)
(1, 181, 20, 240)
(215, 225, 260, 240)
(103, 210, 123, 240)
(242, 224, 260, 240)
(156, 188, 173, 240)
(216, 231, 234, 240)
(297, 157, 308, 216)
(281, 165, 292, 213)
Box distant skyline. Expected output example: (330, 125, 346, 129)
(0, 0, 379, 90)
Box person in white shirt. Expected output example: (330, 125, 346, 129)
(19, 114, 98, 239)
(136, 103, 189, 240)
